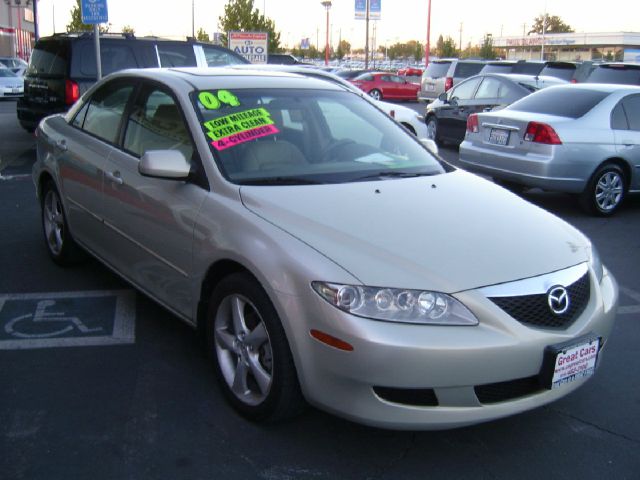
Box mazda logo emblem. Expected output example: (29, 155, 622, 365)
(548, 286, 570, 315)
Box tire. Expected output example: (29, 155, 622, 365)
(401, 123, 417, 136)
(41, 181, 84, 265)
(426, 115, 441, 145)
(369, 89, 382, 101)
(579, 163, 626, 216)
(206, 273, 305, 422)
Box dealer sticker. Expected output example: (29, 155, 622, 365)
(551, 338, 600, 389)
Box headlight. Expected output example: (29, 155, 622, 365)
(312, 282, 478, 326)
(589, 244, 604, 283)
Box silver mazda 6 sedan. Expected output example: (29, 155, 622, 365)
(33, 68, 618, 430)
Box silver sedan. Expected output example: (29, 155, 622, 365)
(459, 83, 640, 215)
(33, 68, 617, 430)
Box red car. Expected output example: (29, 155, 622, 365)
(398, 67, 423, 77)
(349, 72, 420, 101)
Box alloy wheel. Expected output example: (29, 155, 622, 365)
(595, 171, 623, 212)
(214, 294, 273, 406)
(43, 189, 65, 256)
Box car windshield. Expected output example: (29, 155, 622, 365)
(0, 68, 17, 77)
(506, 87, 609, 118)
(586, 65, 640, 84)
(192, 88, 446, 184)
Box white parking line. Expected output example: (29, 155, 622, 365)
(618, 286, 640, 315)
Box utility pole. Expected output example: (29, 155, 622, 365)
(424, 0, 431, 67)
(459, 23, 463, 54)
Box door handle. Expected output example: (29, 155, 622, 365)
(55, 139, 67, 151)
(106, 171, 124, 185)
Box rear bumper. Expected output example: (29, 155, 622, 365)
(458, 140, 596, 193)
(17, 99, 66, 130)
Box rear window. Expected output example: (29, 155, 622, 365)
(507, 88, 609, 118)
(157, 44, 196, 67)
(586, 65, 640, 85)
(26, 40, 69, 76)
(423, 62, 450, 78)
(511, 62, 545, 75)
(453, 62, 485, 78)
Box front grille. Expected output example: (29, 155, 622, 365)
(373, 386, 438, 406)
(489, 273, 590, 329)
(475, 375, 544, 404)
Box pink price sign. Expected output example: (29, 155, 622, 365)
(211, 125, 280, 151)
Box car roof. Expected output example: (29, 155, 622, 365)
(533, 82, 640, 94)
(109, 67, 345, 92)
(489, 73, 568, 83)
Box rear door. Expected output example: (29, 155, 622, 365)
(101, 82, 208, 317)
(56, 79, 138, 256)
(438, 76, 481, 143)
(612, 94, 640, 190)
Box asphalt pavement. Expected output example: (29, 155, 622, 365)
(1, 98, 639, 480)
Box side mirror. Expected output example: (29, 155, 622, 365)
(438, 92, 448, 102)
(139, 150, 191, 180)
(419, 138, 439, 156)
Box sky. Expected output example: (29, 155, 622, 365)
(35, 0, 640, 51)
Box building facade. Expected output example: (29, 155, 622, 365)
(494, 32, 640, 62)
(0, 0, 36, 60)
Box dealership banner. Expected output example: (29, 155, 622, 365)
(355, 0, 381, 20)
(228, 31, 268, 64)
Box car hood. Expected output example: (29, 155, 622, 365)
(239, 170, 590, 293)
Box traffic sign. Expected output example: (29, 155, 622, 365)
(81, 0, 109, 24)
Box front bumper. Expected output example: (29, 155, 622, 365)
(275, 267, 618, 430)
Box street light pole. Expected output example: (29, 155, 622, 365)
(321, 1, 332, 66)
(424, 0, 431, 67)
(364, 0, 370, 69)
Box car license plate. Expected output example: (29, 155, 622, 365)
(540, 336, 601, 389)
(489, 128, 509, 146)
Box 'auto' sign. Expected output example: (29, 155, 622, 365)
(229, 32, 268, 64)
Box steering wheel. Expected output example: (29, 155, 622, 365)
(321, 139, 356, 162)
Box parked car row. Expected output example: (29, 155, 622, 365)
(418, 58, 640, 104)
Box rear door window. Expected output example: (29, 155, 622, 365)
(454, 62, 484, 78)
(450, 77, 481, 101)
(621, 95, 640, 131)
(157, 44, 197, 67)
(80, 81, 135, 144)
(78, 43, 139, 76)
(475, 77, 503, 99)
(201, 45, 247, 66)
(540, 64, 576, 81)
(508, 88, 609, 118)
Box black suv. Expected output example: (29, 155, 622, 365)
(17, 32, 248, 132)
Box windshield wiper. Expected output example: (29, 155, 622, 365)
(238, 177, 324, 186)
(352, 171, 438, 182)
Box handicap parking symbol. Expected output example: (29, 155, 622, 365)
(0, 290, 135, 350)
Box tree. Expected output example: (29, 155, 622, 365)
(528, 14, 574, 34)
(479, 34, 495, 59)
(196, 28, 210, 42)
(218, 0, 281, 53)
(461, 42, 480, 59)
(437, 36, 458, 58)
(66, 0, 110, 33)
(413, 40, 424, 62)
(336, 39, 351, 60)
(122, 25, 135, 35)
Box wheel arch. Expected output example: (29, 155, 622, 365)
(592, 157, 632, 191)
(196, 259, 255, 337)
